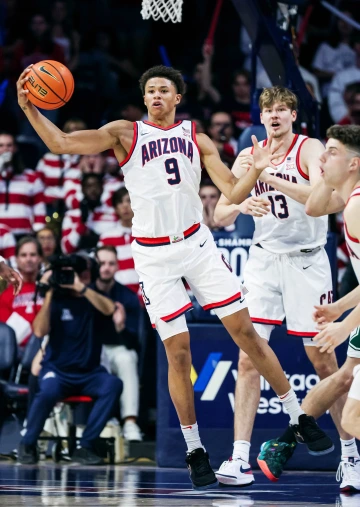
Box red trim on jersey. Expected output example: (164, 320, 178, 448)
(287, 330, 317, 337)
(273, 134, 299, 166)
(251, 317, 282, 325)
(119, 122, 138, 167)
(135, 223, 200, 246)
(346, 186, 360, 206)
(152, 323, 156, 329)
(161, 302, 193, 322)
(191, 121, 201, 157)
(295, 137, 310, 180)
(143, 120, 182, 130)
(345, 221, 360, 243)
(202, 292, 241, 311)
(249, 134, 298, 167)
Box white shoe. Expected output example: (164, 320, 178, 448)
(212, 497, 254, 506)
(337, 493, 360, 507)
(336, 458, 360, 492)
(123, 420, 143, 441)
(215, 457, 254, 486)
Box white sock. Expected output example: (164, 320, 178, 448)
(278, 389, 305, 425)
(341, 438, 360, 460)
(232, 440, 250, 462)
(181, 422, 205, 453)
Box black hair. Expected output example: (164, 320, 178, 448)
(139, 65, 186, 95)
(326, 125, 360, 152)
(112, 187, 129, 208)
(81, 173, 103, 188)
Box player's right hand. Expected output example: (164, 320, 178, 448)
(239, 196, 271, 217)
(16, 66, 33, 109)
(313, 302, 342, 326)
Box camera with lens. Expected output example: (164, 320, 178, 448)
(37, 254, 89, 297)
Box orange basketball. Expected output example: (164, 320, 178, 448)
(23, 60, 74, 110)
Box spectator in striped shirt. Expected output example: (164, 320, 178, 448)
(64, 151, 124, 211)
(0, 237, 43, 348)
(0, 132, 46, 236)
(0, 223, 16, 267)
(61, 173, 117, 254)
(98, 187, 139, 294)
(35, 118, 87, 215)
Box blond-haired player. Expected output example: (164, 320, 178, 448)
(214, 87, 349, 486)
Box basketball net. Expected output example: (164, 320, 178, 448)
(141, 0, 183, 23)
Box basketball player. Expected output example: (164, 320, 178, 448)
(16, 65, 332, 489)
(214, 87, 349, 487)
(0, 256, 22, 295)
(258, 125, 360, 492)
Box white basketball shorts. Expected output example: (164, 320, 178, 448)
(131, 224, 247, 340)
(243, 244, 333, 345)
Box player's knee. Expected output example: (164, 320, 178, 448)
(238, 352, 257, 378)
(311, 358, 337, 380)
(167, 347, 191, 371)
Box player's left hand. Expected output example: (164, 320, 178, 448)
(313, 322, 349, 354)
(0, 262, 23, 296)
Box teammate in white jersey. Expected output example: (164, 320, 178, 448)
(0, 256, 22, 295)
(214, 87, 348, 486)
(259, 125, 360, 493)
(16, 65, 332, 489)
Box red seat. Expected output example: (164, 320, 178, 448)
(62, 396, 93, 403)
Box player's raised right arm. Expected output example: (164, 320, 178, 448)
(17, 67, 120, 155)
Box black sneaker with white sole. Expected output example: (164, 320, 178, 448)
(291, 414, 334, 455)
(185, 448, 218, 489)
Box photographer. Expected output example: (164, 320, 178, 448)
(95, 246, 142, 441)
(18, 254, 122, 465)
(61, 173, 117, 254)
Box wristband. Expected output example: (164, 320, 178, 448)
(0, 256, 5, 263)
(78, 285, 87, 295)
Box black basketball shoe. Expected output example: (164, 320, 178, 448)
(185, 448, 218, 489)
(291, 414, 334, 455)
(18, 442, 39, 465)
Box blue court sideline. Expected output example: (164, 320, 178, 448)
(0, 463, 355, 506)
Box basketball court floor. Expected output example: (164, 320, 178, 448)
(0, 462, 355, 506)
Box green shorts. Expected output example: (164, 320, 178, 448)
(347, 327, 360, 358)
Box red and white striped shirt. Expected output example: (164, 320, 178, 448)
(0, 282, 44, 346)
(36, 153, 81, 204)
(62, 205, 117, 253)
(98, 222, 139, 294)
(64, 173, 124, 210)
(0, 223, 16, 266)
(0, 169, 46, 235)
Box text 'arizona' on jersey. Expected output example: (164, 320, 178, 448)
(251, 134, 327, 254)
(120, 120, 203, 238)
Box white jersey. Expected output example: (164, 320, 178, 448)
(250, 134, 327, 253)
(344, 186, 360, 283)
(121, 120, 203, 238)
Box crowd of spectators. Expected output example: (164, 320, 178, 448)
(0, 0, 360, 463)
